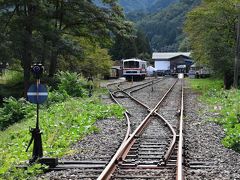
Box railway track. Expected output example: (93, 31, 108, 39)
(41, 78, 164, 179)
(98, 78, 185, 179)
(41, 77, 186, 179)
(39, 77, 240, 180)
(107, 78, 164, 131)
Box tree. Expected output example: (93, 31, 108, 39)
(185, 0, 237, 88)
(59, 35, 112, 77)
(0, 1, 43, 94)
(135, 30, 151, 55)
(110, 34, 138, 60)
(110, 29, 151, 60)
(41, 0, 133, 77)
(0, 0, 133, 95)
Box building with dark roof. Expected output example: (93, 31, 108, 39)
(152, 52, 193, 75)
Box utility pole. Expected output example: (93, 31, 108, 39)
(234, 4, 240, 88)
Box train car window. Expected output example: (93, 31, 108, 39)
(124, 61, 139, 68)
(142, 64, 145, 69)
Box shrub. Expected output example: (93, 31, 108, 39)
(0, 70, 23, 85)
(47, 90, 70, 106)
(0, 97, 34, 130)
(56, 71, 88, 97)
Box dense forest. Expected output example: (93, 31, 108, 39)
(117, 0, 177, 13)
(0, 0, 150, 97)
(95, 0, 201, 53)
(131, 0, 201, 52)
(94, 0, 176, 13)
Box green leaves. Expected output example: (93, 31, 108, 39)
(0, 93, 124, 178)
(185, 0, 237, 77)
(56, 71, 88, 97)
(0, 97, 34, 130)
(188, 78, 240, 152)
(0, 0, 132, 81)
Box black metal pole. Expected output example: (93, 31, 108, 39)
(36, 79, 40, 129)
(30, 79, 43, 163)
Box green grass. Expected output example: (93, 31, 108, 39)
(0, 71, 125, 179)
(187, 78, 223, 93)
(188, 78, 240, 152)
(0, 70, 23, 85)
(0, 71, 24, 101)
(0, 96, 124, 179)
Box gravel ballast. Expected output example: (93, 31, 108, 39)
(39, 78, 240, 179)
(184, 87, 240, 180)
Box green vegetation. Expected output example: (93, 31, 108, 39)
(135, 0, 200, 52)
(0, 97, 34, 130)
(0, 70, 24, 101)
(110, 30, 151, 61)
(0, 70, 23, 85)
(0, 98, 124, 179)
(56, 71, 88, 98)
(0, 72, 125, 179)
(185, 0, 238, 88)
(0, 0, 134, 93)
(188, 78, 240, 152)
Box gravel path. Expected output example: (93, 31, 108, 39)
(184, 87, 240, 180)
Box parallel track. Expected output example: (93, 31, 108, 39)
(40, 78, 224, 179)
(45, 78, 165, 179)
(98, 79, 185, 180)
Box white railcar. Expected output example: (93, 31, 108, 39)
(122, 59, 147, 81)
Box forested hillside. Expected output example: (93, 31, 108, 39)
(94, 0, 177, 13)
(94, 0, 201, 54)
(136, 0, 201, 52)
(120, 0, 177, 13)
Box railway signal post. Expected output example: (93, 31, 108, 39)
(26, 63, 58, 167)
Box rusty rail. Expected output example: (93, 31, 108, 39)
(176, 79, 184, 180)
(98, 79, 178, 180)
(108, 90, 131, 143)
(155, 112, 177, 165)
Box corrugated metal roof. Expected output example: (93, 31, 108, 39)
(152, 52, 191, 59)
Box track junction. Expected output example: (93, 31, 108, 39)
(39, 77, 240, 180)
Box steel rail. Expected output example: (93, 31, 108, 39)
(119, 78, 161, 92)
(128, 79, 163, 94)
(176, 79, 184, 180)
(98, 79, 178, 180)
(107, 78, 162, 135)
(97, 82, 132, 178)
(108, 89, 131, 143)
(154, 112, 177, 165)
(120, 78, 164, 111)
(113, 78, 161, 96)
(106, 81, 132, 115)
(113, 78, 163, 112)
